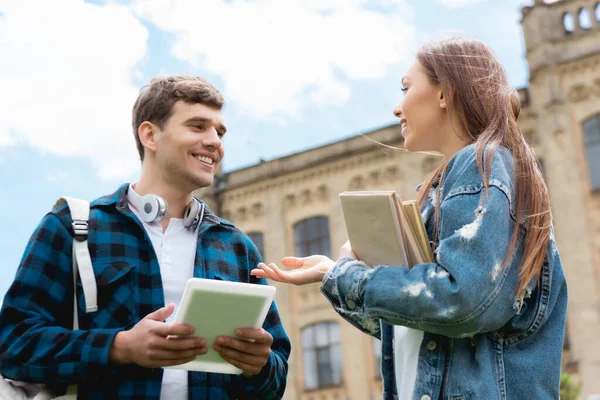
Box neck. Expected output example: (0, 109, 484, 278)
(438, 119, 471, 160)
(135, 162, 193, 222)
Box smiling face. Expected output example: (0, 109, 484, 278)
(152, 100, 226, 191)
(393, 61, 448, 153)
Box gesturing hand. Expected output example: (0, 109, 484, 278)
(110, 303, 208, 368)
(213, 328, 273, 376)
(250, 255, 336, 285)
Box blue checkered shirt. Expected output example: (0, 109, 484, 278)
(0, 184, 291, 399)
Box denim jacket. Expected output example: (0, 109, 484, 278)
(321, 144, 568, 400)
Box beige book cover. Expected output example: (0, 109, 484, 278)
(339, 191, 409, 267)
(339, 191, 432, 268)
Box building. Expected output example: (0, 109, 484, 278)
(197, 0, 600, 398)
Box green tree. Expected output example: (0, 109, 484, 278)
(560, 373, 580, 400)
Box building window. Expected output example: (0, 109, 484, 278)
(372, 337, 382, 378)
(563, 12, 575, 34)
(583, 114, 600, 191)
(301, 322, 343, 390)
(294, 216, 331, 258)
(247, 232, 265, 259)
(579, 7, 592, 30)
(596, 3, 600, 24)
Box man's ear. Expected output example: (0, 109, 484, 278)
(138, 121, 158, 153)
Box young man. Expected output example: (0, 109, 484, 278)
(0, 76, 291, 399)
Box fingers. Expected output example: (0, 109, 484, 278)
(145, 304, 175, 322)
(151, 322, 197, 338)
(163, 335, 206, 350)
(234, 328, 274, 344)
(212, 334, 272, 376)
(220, 353, 265, 376)
(251, 263, 287, 283)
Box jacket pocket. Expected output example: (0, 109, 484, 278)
(77, 261, 135, 329)
(496, 259, 551, 345)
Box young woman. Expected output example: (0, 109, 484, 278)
(251, 37, 568, 400)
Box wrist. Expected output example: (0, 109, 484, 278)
(109, 331, 131, 365)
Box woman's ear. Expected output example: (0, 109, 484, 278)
(138, 121, 159, 154)
(439, 90, 447, 109)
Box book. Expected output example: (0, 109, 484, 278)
(339, 191, 433, 268)
(402, 200, 434, 263)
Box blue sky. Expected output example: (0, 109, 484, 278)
(0, 0, 536, 301)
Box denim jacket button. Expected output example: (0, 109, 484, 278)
(420, 396, 432, 400)
(427, 340, 437, 351)
(346, 299, 356, 310)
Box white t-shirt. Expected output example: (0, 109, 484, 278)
(127, 186, 197, 400)
(394, 326, 424, 399)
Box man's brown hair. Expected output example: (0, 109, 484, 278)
(132, 75, 225, 161)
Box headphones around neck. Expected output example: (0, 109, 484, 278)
(128, 187, 205, 230)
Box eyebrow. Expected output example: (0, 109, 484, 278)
(185, 117, 227, 135)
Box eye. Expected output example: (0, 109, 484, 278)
(193, 124, 207, 132)
(401, 86, 408, 94)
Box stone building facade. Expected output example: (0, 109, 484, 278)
(197, 0, 600, 398)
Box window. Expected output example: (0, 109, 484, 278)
(247, 232, 265, 259)
(583, 114, 600, 191)
(596, 3, 600, 24)
(372, 337, 382, 378)
(301, 322, 342, 390)
(294, 216, 331, 258)
(579, 8, 592, 30)
(563, 12, 575, 34)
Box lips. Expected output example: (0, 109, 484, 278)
(399, 118, 408, 135)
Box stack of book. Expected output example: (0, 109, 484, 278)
(339, 191, 433, 267)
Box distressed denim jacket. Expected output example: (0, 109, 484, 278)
(321, 144, 568, 400)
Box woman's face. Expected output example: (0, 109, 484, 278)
(393, 61, 447, 153)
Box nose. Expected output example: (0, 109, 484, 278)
(393, 101, 403, 118)
(203, 127, 223, 150)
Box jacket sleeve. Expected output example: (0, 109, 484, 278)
(321, 185, 523, 338)
(232, 239, 291, 399)
(0, 213, 121, 384)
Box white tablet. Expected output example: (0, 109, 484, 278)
(165, 277, 276, 374)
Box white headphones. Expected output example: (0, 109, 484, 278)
(128, 186, 205, 229)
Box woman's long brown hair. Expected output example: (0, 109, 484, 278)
(415, 37, 551, 295)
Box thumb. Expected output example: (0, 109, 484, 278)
(146, 303, 175, 321)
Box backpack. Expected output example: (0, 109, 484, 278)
(0, 197, 98, 400)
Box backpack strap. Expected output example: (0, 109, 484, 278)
(54, 197, 98, 330)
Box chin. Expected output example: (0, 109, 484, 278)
(403, 137, 417, 152)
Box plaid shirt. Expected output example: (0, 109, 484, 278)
(0, 184, 291, 399)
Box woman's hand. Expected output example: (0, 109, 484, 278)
(251, 255, 336, 285)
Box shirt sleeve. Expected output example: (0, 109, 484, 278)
(320, 185, 523, 338)
(0, 213, 121, 384)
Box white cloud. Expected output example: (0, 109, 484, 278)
(133, 0, 419, 121)
(438, 0, 483, 9)
(0, 0, 148, 180)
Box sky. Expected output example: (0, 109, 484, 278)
(0, 0, 540, 301)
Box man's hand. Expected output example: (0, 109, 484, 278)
(110, 303, 208, 368)
(212, 328, 273, 376)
